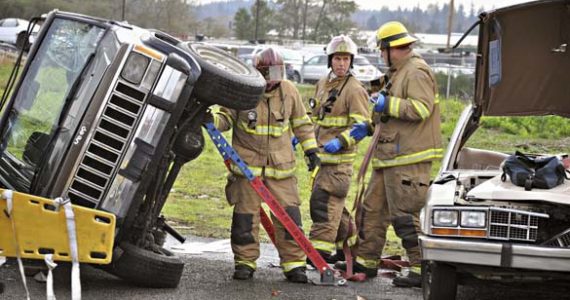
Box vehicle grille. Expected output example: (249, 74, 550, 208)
(488, 208, 544, 242)
(543, 229, 570, 247)
(67, 81, 146, 207)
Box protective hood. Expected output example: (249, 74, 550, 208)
(475, 0, 570, 117)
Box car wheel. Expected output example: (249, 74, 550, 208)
(16, 31, 27, 51)
(292, 72, 301, 83)
(422, 260, 457, 300)
(109, 242, 184, 288)
(179, 42, 265, 110)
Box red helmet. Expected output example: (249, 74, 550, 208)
(254, 47, 285, 83)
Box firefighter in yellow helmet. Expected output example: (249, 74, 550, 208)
(342, 21, 442, 287)
(212, 47, 320, 283)
(307, 35, 370, 265)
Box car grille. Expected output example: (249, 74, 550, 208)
(488, 208, 545, 242)
(67, 81, 146, 207)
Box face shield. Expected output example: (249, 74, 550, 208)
(257, 64, 285, 83)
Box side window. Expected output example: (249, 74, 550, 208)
(318, 56, 327, 65)
(4, 19, 18, 27)
(306, 56, 322, 65)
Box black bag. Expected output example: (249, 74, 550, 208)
(501, 151, 569, 190)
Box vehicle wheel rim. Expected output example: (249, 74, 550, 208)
(190, 44, 251, 75)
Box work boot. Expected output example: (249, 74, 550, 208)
(284, 267, 308, 283)
(392, 271, 422, 288)
(306, 249, 333, 267)
(327, 250, 345, 263)
(334, 261, 378, 278)
(233, 265, 255, 280)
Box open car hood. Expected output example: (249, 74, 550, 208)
(475, 0, 570, 117)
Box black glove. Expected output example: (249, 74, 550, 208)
(304, 149, 321, 172)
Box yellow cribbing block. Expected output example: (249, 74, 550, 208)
(0, 189, 115, 264)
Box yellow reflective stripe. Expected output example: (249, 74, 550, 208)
(410, 99, 430, 120)
(282, 261, 307, 272)
(290, 115, 313, 128)
(311, 240, 335, 253)
(372, 148, 443, 168)
(389, 97, 401, 118)
(301, 138, 318, 150)
(434, 98, 440, 104)
(340, 131, 355, 147)
(235, 260, 257, 270)
(335, 234, 357, 249)
(237, 121, 290, 137)
(213, 115, 220, 128)
(315, 116, 350, 127)
(411, 265, 422, 273)
(349, 113, 367, 123)
(319, 152, 356, 164)
(230, 164, 296, 179)
(355, 256, 378, 269)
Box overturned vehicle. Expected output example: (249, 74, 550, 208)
(420, 1, 570, 299)
(0, 11, 265, 287)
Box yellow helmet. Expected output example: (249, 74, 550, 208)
(376, 21, 417, 50)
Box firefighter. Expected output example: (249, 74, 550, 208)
(307, 35, 370, 264)
(212, 47, 320, 283)
(345, 21, 442, 286)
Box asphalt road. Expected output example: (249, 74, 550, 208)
(0, 236, 568, 300)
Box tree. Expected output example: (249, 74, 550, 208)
(233, 8, 253, 40)
(250, 0, 273, 42)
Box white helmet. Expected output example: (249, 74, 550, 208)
(325, 35, 357, 68)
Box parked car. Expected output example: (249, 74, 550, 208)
(0, 18, 39, 50)
(0, 10, 264, 288)
(419, 1, 570, 299)
(301, 54, 382, 84)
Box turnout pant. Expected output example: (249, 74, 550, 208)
(354, 162, 431, 268)
(225, 174, 306, 273)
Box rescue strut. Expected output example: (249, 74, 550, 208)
(204, 123, 343, 285)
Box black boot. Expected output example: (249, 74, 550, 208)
(233, 265, 255, 280)
(284, 267, 308, 283)
(327, 250, 345, 263)
(334, 261, 378, 278)
(392, 271, 422, 287)
(306, 250, 333, 267)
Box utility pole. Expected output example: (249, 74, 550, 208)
(254, 0, 260, 43)
(446, 0, 455, 50)
(121, 0, 127, 20)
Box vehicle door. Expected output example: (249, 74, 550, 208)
(303, 55, 327, 81)
(0, 19, 20, 44)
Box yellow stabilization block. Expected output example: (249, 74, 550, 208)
(0, 189, 115, 264)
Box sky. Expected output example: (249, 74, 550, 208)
(353, 0, 538, 11)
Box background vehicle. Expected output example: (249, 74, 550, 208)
(301, 54, 382, 84)
(0, 18, 39, 50)
(419, 1, 570, 299)
(0, 10, 265, 288)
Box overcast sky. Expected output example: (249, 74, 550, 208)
(354, 0, 537, 11)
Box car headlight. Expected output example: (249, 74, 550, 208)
(121, 51, 150, 84)
(461, 211, 487, 228)
(433, 210, 458, 227)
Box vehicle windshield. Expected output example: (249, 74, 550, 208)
(0, 18, 106, 177)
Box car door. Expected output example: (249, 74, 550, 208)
(0, 19, 20, 44)
(302, 55, 328, 81)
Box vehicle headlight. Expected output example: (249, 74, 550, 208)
(461, 211, 487, 228)
(121, 52, 150, 84)
(433, 210, 458, 227)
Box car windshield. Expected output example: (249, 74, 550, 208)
(353, 57, 370, 66)
(0, 18, 106, 175)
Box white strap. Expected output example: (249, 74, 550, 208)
(54, 197, 81, 300)
(44, 254, 57, 300)
(2, 189, 31, 300)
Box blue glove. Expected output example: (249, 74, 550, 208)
(291, 136, 299, 150)
(372, 93, 386, 112)
(350, 122, 369, 141)
(323, 138, 343, 153)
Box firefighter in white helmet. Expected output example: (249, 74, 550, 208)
(306, 35, 370, 266)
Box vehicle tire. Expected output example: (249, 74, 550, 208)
(179, 42, 265, 110)
(16, 32, 27, 51)
(292, 71, 301, 83)
(422, 260, 457, 300)
(110, 242, 184, 288)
